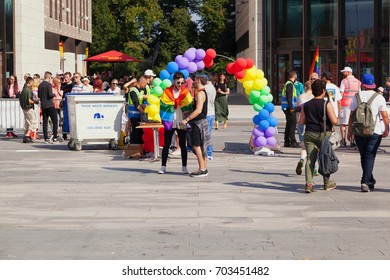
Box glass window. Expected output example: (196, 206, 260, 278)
(382, 0, 389, 47)
(309, 0, 337, 37)
(345, 0, 374, 37)
(275, 0, 302, 38)
(5, 0, 13, 52)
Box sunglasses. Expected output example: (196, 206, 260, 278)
(112, 83, 118, 85)
(176, 81, 184, 85)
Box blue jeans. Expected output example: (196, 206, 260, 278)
(206, 115, 214, 157)
(355, 134, 382, 185)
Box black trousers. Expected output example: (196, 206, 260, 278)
(161, 128, 187, 167)
(42, 107, 58, 140)
(283, 109, 297, 145)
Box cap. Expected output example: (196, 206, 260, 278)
(144, 69, 156, 77)
(361, 73, 376, 89)
(377, 86, 384, 93)
(56, 70, 63, 76)
(82, 76, 90, 82)
(340, 66, 353, 73)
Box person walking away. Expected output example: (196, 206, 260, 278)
(348, 73, 389, 192)
(382, 77, 390, 102)
(158, 72, 193, 174)
(214, 73, 230, 129)
(299, 79, 338, 193)
(339, 66, 361, 147)
(128, 77, 148, 151)
(295, 81, 314, 175)
(281, 70, 299, 147)
(38, 71, 59, 144)
(2, 74, 19, 138)
(205, 76, 216, 160)
(182, 76, 211, 177)
(19, 77, 39, 143)
(294, 78, 305, 97)
(322, 72, 341, 119)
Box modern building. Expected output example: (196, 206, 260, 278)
(236, 0, 389, 103)
(0, 0, 91, 92)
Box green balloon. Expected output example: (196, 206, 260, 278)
(260, 95, 268, 105)
(151, 85, 163, 97)
(161, 79, 172, 90)
(267, 93, 274, 103)
(253, 103, 263, 112)
(260, 86, 271, 95)
(248, 96, 257, 105)
(249, 90, 261, 100)
(152, 77, 162, 87)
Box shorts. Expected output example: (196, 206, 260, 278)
(190, 125, 202, 147)
(23, 109, 37, 132)
(339, 106, 351, 125)
(297, 123, 305, 142)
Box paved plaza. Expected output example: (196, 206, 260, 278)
(1, 98, 390, 260)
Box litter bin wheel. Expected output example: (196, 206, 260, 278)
(109, 139, 118, 150)
(74, 140, 82, 151)
(68, 139, 75, 150)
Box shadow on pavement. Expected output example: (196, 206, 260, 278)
(224, 181, 302, 193)
(229, 169, 295, 178)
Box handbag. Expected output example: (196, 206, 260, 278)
(318, 100, 340, 176)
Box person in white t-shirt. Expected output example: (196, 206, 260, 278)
(205, 77, 216, 160)
(348, 73, 389, 192)
(321, 72, 341, 118)
(107, 79, 121, 95)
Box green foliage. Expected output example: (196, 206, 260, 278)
(90, 0, 235, 78)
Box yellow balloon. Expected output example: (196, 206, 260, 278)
(147, 94, 159, 105)
(254, 78, 266, 90)
(245, 87, 252, 95)
(153, 114, 161, 122)
(262, 77, 268, 86)
(245, 66, 257, 80)
(148, 104, 159, 116)
(243, 80, 254, 90)
(256, 69, 264, 79)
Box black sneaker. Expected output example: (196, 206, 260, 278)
(368, 179, 376, 190)
(296, 159, 304, 175)
(190, 169, 208, 177)
(23, 136, 31, 143)
(341, 139, 347, 147)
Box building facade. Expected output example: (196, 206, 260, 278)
(0, 0, 91, 92)
(236, 0, 390, 103)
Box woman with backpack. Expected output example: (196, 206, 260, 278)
(299, 79, 338, 193)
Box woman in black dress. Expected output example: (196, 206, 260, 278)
(214, 73, 230, 129)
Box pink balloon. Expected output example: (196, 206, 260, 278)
(187, 62, 197, 73)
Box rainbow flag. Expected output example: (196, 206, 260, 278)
(309, 46, 319, 76)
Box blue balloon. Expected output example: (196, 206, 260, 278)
(258, 109, 270, 120)
(264, 102, 275, 113)
(180, 69, 189, 79)
(259, 120, 270, 131)
(167, 61, 179, 74)
(159, 69, 170, 80)
(169, 73, 174, 82)
(253, 115, 261, 125)
(267, 116, 278, 127)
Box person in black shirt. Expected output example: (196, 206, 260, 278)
(128, 76, 147, 146)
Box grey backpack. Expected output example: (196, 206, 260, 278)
(351, 92, 378, 137)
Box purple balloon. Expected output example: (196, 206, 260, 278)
(196, 60, 205, 71)
(252, 126, 264, 137)
(187, 62, 197, 73)
(255, 136, 267, 147)
(175, 55, 182, 64)
(177, 56, 189, 69)
(195, 49, 206, 60)
(266, 136, 277, 147)
(264, 126, 276, 137)
(184, 49, 196, 61)
(189, 47, 197, 52)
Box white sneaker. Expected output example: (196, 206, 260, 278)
(158, 166, 166, 174)
(182, 166, 189, 174)
(207, 156, 213, 160)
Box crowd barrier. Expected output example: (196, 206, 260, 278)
(0, 98, 40, 132)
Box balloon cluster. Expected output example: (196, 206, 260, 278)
(142, 127, 164, 153)
(226, 58, 278, 148)
(144, 94, 162, 122)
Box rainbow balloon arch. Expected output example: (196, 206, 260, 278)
(142, 48, 279, 153)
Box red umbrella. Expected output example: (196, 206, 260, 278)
(84, 50, 141, 62)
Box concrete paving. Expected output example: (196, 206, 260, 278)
(1, 93, 390, 260)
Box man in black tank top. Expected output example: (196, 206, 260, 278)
(181, 76, 211, 177)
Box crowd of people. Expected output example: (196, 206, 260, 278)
(2, 69, 231, 178)
(282, 67, 390, 193)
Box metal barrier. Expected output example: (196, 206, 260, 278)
(0, 98, 41, 132)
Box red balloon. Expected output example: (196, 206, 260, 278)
(235, 69, 246, 80)
(204, 59, 214, 68)
(236, 58, 247, 69)
(245, 58, 255, 69)
(205, 48, 217, 59)
(226, 62, 235, 74)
